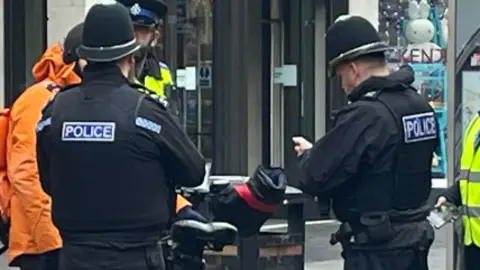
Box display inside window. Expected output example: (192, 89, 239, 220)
(379, 0, 448, 177)
(176, 0, 214, 160)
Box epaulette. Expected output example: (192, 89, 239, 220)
(146, 92, 169, 108)
(133, 83, 169, 109)
(361, 91, 380, 100)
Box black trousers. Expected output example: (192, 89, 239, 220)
(342, 247, 430, 270)
(464, 245, 480, 270)
(12, 249, 59, 270)
(59, 242, 165, 270)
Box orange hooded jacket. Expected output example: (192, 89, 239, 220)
(6, 43, 81, 264)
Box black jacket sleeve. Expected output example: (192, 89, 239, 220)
(36, 101, 54, 196)
(137, 96, 206, 187)
(300, 101, 396, 198)
(442, 180, 461, 207)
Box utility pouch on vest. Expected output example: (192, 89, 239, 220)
(360, 213, 394, 243)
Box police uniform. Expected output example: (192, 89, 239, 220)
(118, 0, 174, 99)
(36, 2, 205, 270)
(298, 16, 436, 270)
(441, 113, 480, 270)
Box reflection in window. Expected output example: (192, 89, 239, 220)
(177, 0, 213, 160)
(378, 0, 448, 176)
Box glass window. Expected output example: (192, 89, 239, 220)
(177, 0, 213, 161)
(378, 0, 448, 177)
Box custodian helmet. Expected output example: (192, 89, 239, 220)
(77, 1, 140, 62)
(117, 0, 168, 27)
(325, 15, 389, 76)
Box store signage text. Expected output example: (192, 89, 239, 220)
(392, 48, 447, 63)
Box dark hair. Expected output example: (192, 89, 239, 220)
(355, 52, 387, 67)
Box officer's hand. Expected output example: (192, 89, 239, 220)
(292, 136, 313, 156)
(435, 196, 448, 208)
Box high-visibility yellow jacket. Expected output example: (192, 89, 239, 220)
(460, 112, 480, 246)
(135, 61, 174, 98)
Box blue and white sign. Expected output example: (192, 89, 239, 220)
(62, 122, 116, 142)
(199, 64, 212, 88)
(402, 112, 437, 143)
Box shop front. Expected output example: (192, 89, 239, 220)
(165, 0, 342, 219)
(171, 0, 451, 186)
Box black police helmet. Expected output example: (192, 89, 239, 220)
(326, 15, 389, 76)
(77, 0, 140, 63)
(117, 0, 167, 28)
(63, 22, 84, 64)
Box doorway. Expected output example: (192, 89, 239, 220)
(3, 0, 47, 106)
(265, 0, 334, 219)
(174, 0, 214, 161)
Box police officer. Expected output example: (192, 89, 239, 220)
(36, 2, 205, 270)
(62, 22, 87, 78)
(117, 0, 174, 99)
(435, 112, 480, 270)
(293, 15, 436, 270)
(117, 0, 205, 220)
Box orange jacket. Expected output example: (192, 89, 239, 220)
(176, 195, 192, 212)
(6, 43, 81, 263)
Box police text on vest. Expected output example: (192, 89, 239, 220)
(62, 122, 116, 142)
(402, 112, 437, 143)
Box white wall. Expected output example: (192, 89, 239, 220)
(349, 0, 380, 30)
(84, 0, 100, 14)
(47, 0, 91, 47)
(0, 0, 4, 106)
(47, 0, 104, 46)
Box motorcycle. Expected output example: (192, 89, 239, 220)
(164, 220, 238, 270)
(164, 164, 288, 270)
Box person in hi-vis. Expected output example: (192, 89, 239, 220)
(436, 113, 480, 270)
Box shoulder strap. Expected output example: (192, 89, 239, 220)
(57, 83, 80, 93)
(133, 83, 169, 109)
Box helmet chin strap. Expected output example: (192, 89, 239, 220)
(134, 25, 157, 81)
(73, 61, 84, 79)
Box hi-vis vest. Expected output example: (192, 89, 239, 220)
(460, 112, 480, 246)
(135, 62, 174, 98)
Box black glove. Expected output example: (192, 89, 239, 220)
(247, 165, 286, 204)
(210, 165, 287, 237)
